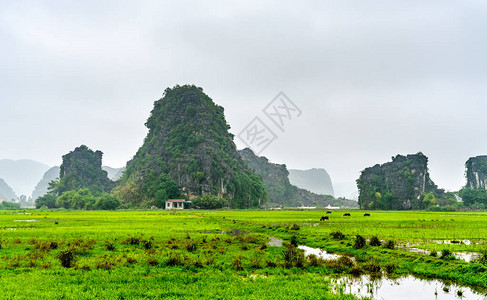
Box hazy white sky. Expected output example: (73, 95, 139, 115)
(1, 0, 486, 195)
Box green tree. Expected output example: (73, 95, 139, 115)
(192, 194, 225, 209)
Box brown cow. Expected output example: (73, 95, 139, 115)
(326, 211, 332, 214)
(364, 213, 371, 217)
(343, 213, 351, 217)
(320, 215, 329, 221)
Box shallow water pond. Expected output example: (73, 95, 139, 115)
(332, 275, 487, 300)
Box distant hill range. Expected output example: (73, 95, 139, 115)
(102, 166, 125, 181)
(288, 168, 334, 196)
(0, 178, 17, 201)
(0, 159, 50, 197)
(239, 148, 358, 208)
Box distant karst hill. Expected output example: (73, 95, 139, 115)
(357, 153, 441, 210)
(52, 145, 114, 195)
(465, 156, 487, 190)
(288, 168, 334, 196)
(239, 148, 358, 208)
(0, 159, 50, 196)
(31, 166, 60, 200)
(0, 178, 17, 201)
(118, 85, 267, 208)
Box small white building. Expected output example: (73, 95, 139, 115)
(165, 199, 191, 210)
(325, 204, 340, 210)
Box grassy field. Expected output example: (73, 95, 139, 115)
(0, 209, 486, 299)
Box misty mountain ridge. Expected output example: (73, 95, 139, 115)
(0, 159, 50, 196)
(0, 178, 17, 201)
(102, 166, 125, 181)
(288, 168, 334, 196)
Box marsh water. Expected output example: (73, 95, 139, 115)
(267, 238, 486, 299)
(332, 275, 487, 300)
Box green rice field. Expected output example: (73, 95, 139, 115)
(1, 209, 486, 299)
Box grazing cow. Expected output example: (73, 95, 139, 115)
(343, 213, 351, 217)
(364, 213, 371, 217)
(320, 215, 329, 221)
(326, 211, 332, 214)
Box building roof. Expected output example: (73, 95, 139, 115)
(167, 199, 186, 202)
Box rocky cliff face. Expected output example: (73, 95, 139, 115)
(288, 168, 334, 196)
(32, 166, 60, 200)
(239, 148, 358, 208)
(465, 156, 487, 190)
(120, 85, 267, 208)
(56, 145, 114, 194)
(357, 153, 439, 210)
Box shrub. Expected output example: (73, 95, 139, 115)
(330, 231, 345, 240)
(57, 249, 75, 268)
(384, 240, 395, 250)
(283, 245, 305, 268)
(353, 235, 366, 249)
(192, 194, 225, 209)
(369, 236, 381, 247)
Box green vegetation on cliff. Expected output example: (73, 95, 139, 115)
(52, 145, 114, 195)
(118, 85, 267, 208)
(357, 153, 441, 210)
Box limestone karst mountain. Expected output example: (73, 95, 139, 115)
(118, 85, 267, 208)
(357, 153, 440, 210)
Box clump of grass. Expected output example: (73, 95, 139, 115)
(307, 254, 325, 267)
(57, 249, 75, 268)
(290, 224, 300, 230)
(283, 245, 305, 268)
(350, 266, 362, 276)
(290, 235, 298, 247)
(440, 249, 454, 260)
(141, 237, 154, 250)
(265, 259, 277, 268)
(258, 243, 267, 250)
(330, 231, 345, 240)
(384, 240, 395, 250)
(353, 235, 366, 249)
(184, 242, 197, 252)
(429, 250, 438, 257)
(369, 236, 381, 247)
(250, 256, 262, 268)
(384, 263, 397, 274)
(165, 254, 183, 266)
(105, 239, 116, 251)
(122, 235, 142, 246)
(325, 256, 354, 271)
(231, 257, 244, 271)
(126, 257, 137, 264)
(146, 257, 159, 266)
(363, 261, 381, 273)
(95, 257, 115, 270)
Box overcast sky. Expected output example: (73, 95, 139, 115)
(1, 0, 486, 196)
